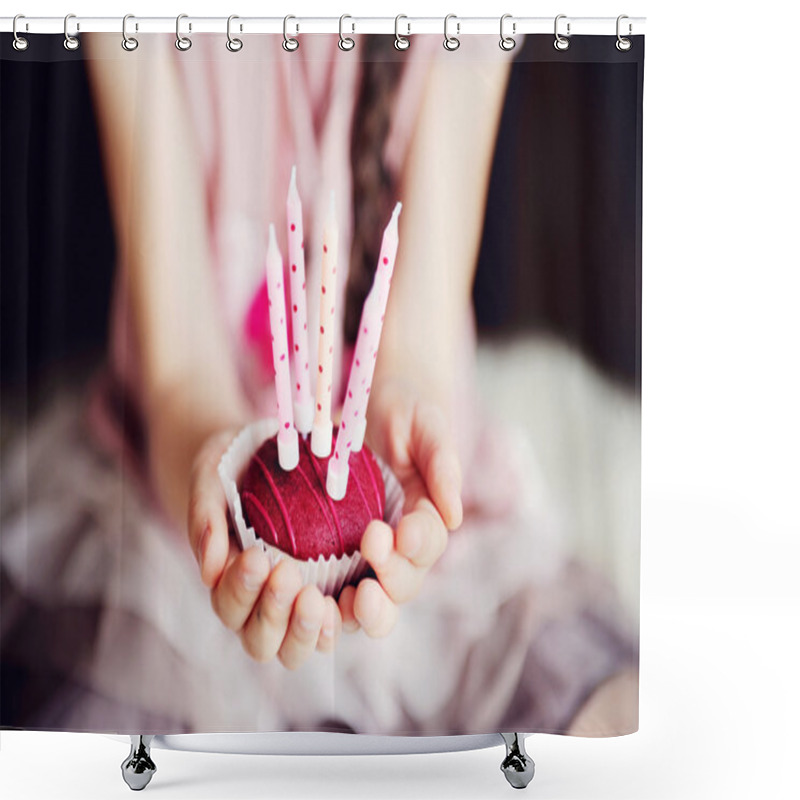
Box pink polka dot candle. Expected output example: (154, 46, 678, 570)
(327, 202, 401, 501)
(286, 166, 313, 435)
(311, 191, 339, 459)
(266, 224, 299, 471)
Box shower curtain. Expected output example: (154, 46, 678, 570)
(0, 27, 643, 739)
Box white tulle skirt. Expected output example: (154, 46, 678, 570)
(0, 387, 636, 737)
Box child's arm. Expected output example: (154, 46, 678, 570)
(347, 57, 514, 636)
(84, 35, 247, 519)
(84, 34, 341, 669)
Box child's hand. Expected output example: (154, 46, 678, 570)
(187, 430, 343, 669)
(338, 377, 463, 639)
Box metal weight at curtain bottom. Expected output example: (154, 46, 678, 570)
(117, 733, 535, 790)
(121, 735, 156, 791)
(500, 733, 536, 789)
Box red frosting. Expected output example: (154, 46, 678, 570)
(240, 432, 386, 560)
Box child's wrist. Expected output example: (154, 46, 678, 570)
(144, 379, 249, 528)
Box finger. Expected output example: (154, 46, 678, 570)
(316, 596, 342, 654)
(353, 578, 398, 639)
(396, 501, 449, 570)
(374, 390, 414, 475)
(278, 585, 326, 670)
(188, 430, 237, 588)
(210, 546, 271, 632)
(360, 520, 424, 605)
(410, 403, 463, 530)
(240, 559, 303, 663)
(338, 585, 360, 633)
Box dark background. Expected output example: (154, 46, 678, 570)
(0, 34, 643, 416)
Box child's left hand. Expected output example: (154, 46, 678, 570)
(337, 376, 463, 638)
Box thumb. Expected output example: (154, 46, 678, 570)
(187, 430, 238, 588)
(410, 402, 463, 530)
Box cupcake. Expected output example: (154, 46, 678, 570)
(218, 419, 403, 597)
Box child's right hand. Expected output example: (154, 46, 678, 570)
(187, 430, 343, 670)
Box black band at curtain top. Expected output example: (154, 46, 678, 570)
(1, 33, 645, 67)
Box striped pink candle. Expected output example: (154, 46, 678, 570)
(266, 224, 299, 470)
(286, 166, 313, 435)
(311, 191, 339, 458)
(327, 202, 401, 500)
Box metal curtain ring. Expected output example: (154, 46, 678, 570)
(12, 14, 29, 51)
(175, 14, 192, 51)
(616, 14, 632, 51)
(226, 15, 243, 52)
(64, 13, 80, 51)
(499, 14, 516, 51)
(554, 14, 570, 51)
(443, 14, 460, 51)
(339, 15, 355, 51)
(283, 15, 299, 51)
(394, 15, 410, 50)
(122, 14, 138, 51)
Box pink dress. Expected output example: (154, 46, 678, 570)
(0, 34, 637, 736)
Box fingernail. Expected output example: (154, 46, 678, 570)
(269, 588, 291, 609)
(367, 525, 392, 566)
(343, 619, 359, 633)
(355, 603, 377, 629)
(402, 529, 421, 559)
(242, 568, 266, 593)
(447, 467, 461, 500)
(445, 470, 463, 526)
(196, 523, 211, 567)
(241, 553, 269, 592)
(299, 616, 318, 632)
(321, 624, 334, 639)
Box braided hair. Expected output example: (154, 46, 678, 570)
(344, 36, 406, 344)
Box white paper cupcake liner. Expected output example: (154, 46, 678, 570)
(217, 419, 404, 597)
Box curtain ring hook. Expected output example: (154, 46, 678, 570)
(12, 14, 29, 51)
(443, 14, 460, 51)
(175, 14, 192, 51)
(283, 15, 299, 51)
(394, 14, 410, 50)
(616, 14, 632, 51)
(499, 14, 516, 51)
(554, 14, 570, 51)
(122, 14, 138, 51)
(63, 13, 80, 51)
(226, 14, 243, 52)
(339, 14, 355, 51)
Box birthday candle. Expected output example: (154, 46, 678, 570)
(311, 191, 339, 458)
(266, 224, 299, 470)
(286, 166, 313, 435)
(327, 202, 401, 500)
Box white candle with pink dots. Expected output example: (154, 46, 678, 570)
(286, 166, 313, 435)
(265, 224, 299, 470)
(327, 202, 401, 501)
(311, 191, 339, 458)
